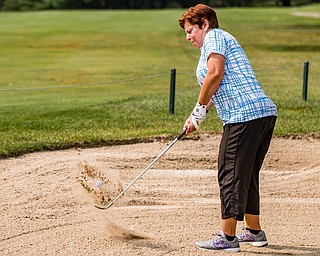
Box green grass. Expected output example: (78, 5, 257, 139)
(0, 5, 320, 157)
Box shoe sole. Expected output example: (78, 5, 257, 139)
(239, 241, 268, 247)
(196, 245, 241, 252)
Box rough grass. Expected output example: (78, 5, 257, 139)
(0, 5, 319, 157)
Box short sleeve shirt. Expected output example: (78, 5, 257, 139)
(196, 28, 277, 125)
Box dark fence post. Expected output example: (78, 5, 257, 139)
(302, 61, 309, 101)
(169, 68, 176, 114)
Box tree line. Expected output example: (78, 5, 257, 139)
(0, 0, 319, 10)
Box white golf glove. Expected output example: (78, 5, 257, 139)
(191, 102, 207, 130)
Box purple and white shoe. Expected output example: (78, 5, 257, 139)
(195, 230, 240, 252)
(236, 228, 268, 247)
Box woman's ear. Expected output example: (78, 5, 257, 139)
(201, 19, 210, 31)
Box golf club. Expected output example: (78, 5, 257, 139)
(95, 129, 187, 210)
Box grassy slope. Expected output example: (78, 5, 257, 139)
(0, 5, 319, 157)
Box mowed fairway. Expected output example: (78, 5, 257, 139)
(0, 5, 320, 157)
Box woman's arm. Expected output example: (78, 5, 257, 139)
(198, 52, 225, 106)
(184, 53, 225, 134)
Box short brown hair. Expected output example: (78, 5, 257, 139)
(178, 4, 219, 29)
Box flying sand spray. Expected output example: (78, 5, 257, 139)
(80, 130, 186, 240)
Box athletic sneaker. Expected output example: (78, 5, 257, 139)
(236, 228, 268, 247)
(195, 230, 240, 252)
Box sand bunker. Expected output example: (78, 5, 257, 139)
(0, 134, 319, 255)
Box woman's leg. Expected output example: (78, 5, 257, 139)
(222, 218, 237, 236)
(244, 214, 261, 230)
(245, 116, 277, 220)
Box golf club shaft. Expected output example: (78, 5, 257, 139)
(101, 129, 186, 209)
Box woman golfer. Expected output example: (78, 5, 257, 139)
(179, 4, 277, 252)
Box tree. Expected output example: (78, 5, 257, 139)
(3, 0, 318, 10)
(277, 0, 291, 6)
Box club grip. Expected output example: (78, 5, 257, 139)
(177, 129, 187, 140)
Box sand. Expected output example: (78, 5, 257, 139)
(0, 133, 319, 255)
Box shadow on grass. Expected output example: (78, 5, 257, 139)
(283, 24, 320, 30)
(255, 44, 320, 52)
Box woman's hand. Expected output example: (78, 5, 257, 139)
(183, 116, 197, 135)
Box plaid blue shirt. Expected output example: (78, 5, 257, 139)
(196, 28, 277, 125)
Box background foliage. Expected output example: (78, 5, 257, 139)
(1, 0, 320, 10)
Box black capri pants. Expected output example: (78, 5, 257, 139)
(218, 116, 277, 221)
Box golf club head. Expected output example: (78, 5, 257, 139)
(94, 201, 114, 210)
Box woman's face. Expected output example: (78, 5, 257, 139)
(184, 21, 207, 48)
